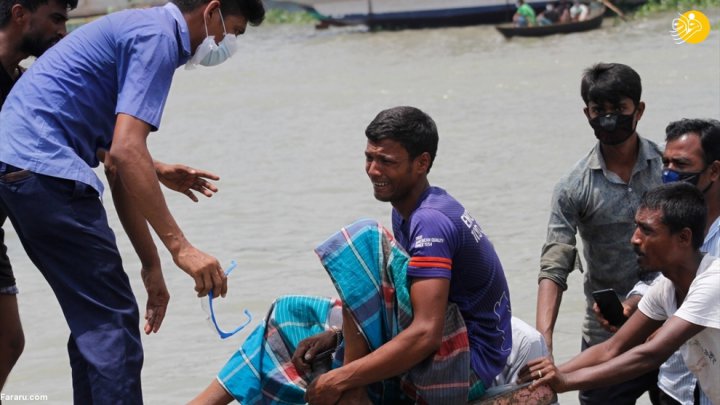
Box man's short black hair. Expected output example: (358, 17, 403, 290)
(640, 182, 707, 250)
(365, 106, 439, 173)
(666, 118, 720, 166)
(0, 0, 77, 28)
(581, 62, 642, 107)
(171, 0, 264, 26)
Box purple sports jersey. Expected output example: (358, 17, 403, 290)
(392, 187, 512, 386)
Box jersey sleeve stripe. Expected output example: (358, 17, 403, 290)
(409, 256, 452, 264)
(409, 260, 452, 270)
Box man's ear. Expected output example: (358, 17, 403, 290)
(635, 101, 646, 120)
(415, 152, 431, 174)
(203, 0, 221, 21)
(708, 160, 720, 182)
(11, 4, 28, 24)
(678, 227, 693, 248)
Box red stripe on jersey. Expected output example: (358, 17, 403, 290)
(409, 256, 452, 270)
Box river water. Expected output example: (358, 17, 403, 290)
(3, 9, 719, 404)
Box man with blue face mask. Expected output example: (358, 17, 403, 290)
(649, 118, 718, 405)
(662, 119, 719, 255)
(594, 119, 719, 405)
(0, 0, 264, 402)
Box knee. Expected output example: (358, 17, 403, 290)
(0, 327, 25, 373)
(2, 328, 25, 365)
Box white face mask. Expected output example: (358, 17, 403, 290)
(186, 9, 237, 69)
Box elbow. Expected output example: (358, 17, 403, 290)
(413, 324, 444, 356)
(103, 153, 119, 187)
(108, 141, 140, 168)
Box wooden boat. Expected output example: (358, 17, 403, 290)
(274, 0, 551, 29)
(495, 4, 605, 38)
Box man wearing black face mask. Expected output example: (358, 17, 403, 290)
(536, 62, 663, 405)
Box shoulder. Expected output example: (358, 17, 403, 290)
(638, 136, 663, 159)
(110, 7, 178, 44)
(638, 276, 674, 319)
(554, 146, 597, 194)
(413, 188, 464, 228)
(409, 207, 455, 235)
(693, 256, 720, 286)
(674, 256, 720, 328)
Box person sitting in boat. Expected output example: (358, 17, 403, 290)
(538, 3, 562, 26)
(569, 0, 590, 21)
(513, 0, 537, 27)
(190, 106, 556, 405)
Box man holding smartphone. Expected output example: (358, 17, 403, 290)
(596, 118, 719, 405)
(520, 182, 719, 404)
(536, 62, 662, 404)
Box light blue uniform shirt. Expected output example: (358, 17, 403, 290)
(0, 3, 191, 195)
(703, 216, 720, 256)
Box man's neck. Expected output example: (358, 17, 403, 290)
(599, 134, 640, 183)
(393, 180, 430, 221)
(705, 187, 719, 236)
(667, 251, 704, 303)
(0, 31, 28, 78)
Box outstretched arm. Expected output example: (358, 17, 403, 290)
(154, 161, 219, 202)
(107, 114, 227, 298)
(519, 312, 701, 393)
(99, 150, 220, 202)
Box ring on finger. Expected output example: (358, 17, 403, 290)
(537, 370, 542, 378)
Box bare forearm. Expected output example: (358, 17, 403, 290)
(536, 278, 563, 352)
(559, 341, 614, 373)
(107, 166, 160, 269)
(335, 327, 441, 391)
(563, 344, 666, 391)
(109, 116, 188, 256)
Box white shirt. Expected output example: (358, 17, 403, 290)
(639, 255, 720, 404)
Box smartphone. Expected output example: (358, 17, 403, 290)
(592, 288, 627, 327)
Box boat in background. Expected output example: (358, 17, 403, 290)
(274, 0, 550, 29)
(495, 4, 604, 38)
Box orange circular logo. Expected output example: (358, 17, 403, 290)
(671, 10, 711, 44)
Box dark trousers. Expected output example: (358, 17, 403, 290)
(0, 164, 143, 404)
(579, 338, 660, 405)
(656, 384, 702, 405)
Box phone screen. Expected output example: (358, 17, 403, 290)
(592, 288, 627, 327)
